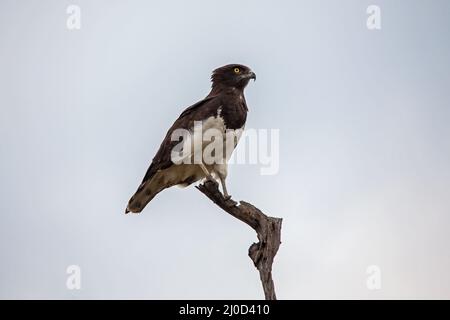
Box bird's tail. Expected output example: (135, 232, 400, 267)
(125, 176, 166, 214)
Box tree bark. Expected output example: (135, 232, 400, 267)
(196, 180, 283, 300)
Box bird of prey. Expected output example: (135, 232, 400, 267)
(125, 64, 256, 214)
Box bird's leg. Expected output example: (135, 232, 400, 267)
(199, 163, 215, 182)
(219, 177, 231, 200)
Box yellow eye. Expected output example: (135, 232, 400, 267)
(234, 67, 240, 74)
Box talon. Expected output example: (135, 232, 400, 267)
(204, 175, 216, 184)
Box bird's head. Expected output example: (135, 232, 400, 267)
(211, 64, 256, 91)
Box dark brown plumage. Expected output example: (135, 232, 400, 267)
(126, 64, 256, 213)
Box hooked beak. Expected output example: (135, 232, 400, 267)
(241, 71, 256, 81)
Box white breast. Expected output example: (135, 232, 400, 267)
(176, 108, 245, 164)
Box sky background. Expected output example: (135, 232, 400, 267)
(1, 0, 449, 299)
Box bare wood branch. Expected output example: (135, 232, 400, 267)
(196, 180, 283, 300)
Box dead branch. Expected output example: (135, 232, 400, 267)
(196, 180, 282, 300)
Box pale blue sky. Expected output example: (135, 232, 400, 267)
(1, 0, 449, 299)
